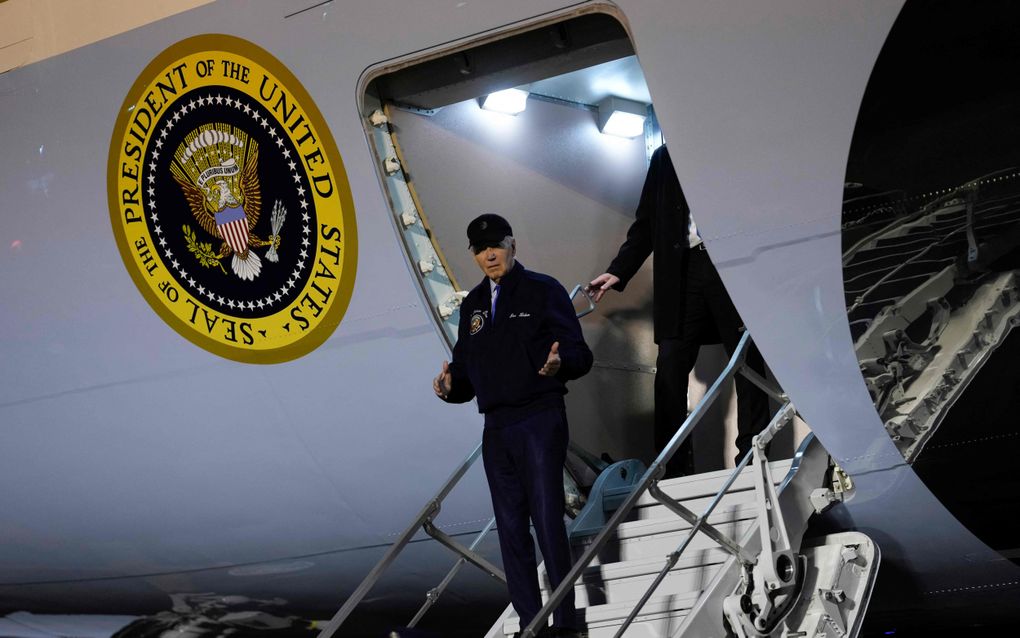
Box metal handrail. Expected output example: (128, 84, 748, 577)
(570, 283, 597, 318)
(612, 402, 796, 637)
(316, 440, 500, 638)
(407, 516, 498, 627)
(520, 330, 758, 638)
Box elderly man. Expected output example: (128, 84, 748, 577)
(433, 214, 592, 637)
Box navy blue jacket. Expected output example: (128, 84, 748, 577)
(444, 261, 593, 427)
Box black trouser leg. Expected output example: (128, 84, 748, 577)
(483, 424, 540, 628)
(654, 337, 700, 477)
(701, 254, 771, 465)
(731, 341, 770, 464)
(483, 408, 576, 630)
(521, 409, 576, 630)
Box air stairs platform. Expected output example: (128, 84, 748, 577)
(492, 462, 792, 637)
(488, 440, 879, 638)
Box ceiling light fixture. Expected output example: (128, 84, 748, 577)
(480, 88, 529, 115)
(597, 96, 648, 138)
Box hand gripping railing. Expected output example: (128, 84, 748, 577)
(520, 330, 788, 638)
(315, 441, 502, 638)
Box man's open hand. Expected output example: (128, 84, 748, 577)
(538, 342, 561, 377)
(433, 360, 453, 399)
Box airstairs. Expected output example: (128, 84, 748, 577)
(316, 327, 880, 638)
(493, 463, 801, 637)
(489, 420, 878, 638)
(495, 459, 803, 632)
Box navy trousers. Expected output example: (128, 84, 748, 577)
(482, 406, 576, 630)
(655, 248, 771, 476)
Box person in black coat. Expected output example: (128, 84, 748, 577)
(434, 214, 592, 636)
(588, 145, 770, 476)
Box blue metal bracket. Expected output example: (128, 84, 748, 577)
(568, 458, 647, 539)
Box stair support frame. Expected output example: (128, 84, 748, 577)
(612, 403, 797, 637)
(521, 330, 768, 638)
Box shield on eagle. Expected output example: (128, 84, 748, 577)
(215, 206, 250, 258)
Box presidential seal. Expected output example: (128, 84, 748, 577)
(108, 35, 356, 363)
(470, 311, 485, 336)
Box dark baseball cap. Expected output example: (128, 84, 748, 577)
(466, 214, 513, 249)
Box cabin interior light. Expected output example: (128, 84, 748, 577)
(597, 96, 647, 138)
(480, 88, 529, 115)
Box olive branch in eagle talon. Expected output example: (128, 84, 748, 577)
(183, 224, 228, 274)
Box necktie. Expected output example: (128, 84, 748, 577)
(491, 284, 500, 325)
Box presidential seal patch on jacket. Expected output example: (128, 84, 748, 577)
(108, 35, 357, 363)
(470, 310, 485, 335)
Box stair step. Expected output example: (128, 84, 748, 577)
(493, 461, 797, 637)
(572, 550, 731, 607)
(601, 461, 793, 525)
(641, 460, 793, 504)
(624, 489, 763, 524)
(504, 593, 697, 637)
(571, 504, 758, 564)
(583, 594, 695, 635)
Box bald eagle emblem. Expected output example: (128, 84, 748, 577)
(171, 124, 286, 281)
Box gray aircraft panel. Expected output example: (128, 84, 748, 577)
(617, 0, 903, 470)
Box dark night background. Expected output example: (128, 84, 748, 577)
(844, 1, 1020, 200)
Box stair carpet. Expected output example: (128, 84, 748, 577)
(497, 460, 794, 637)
